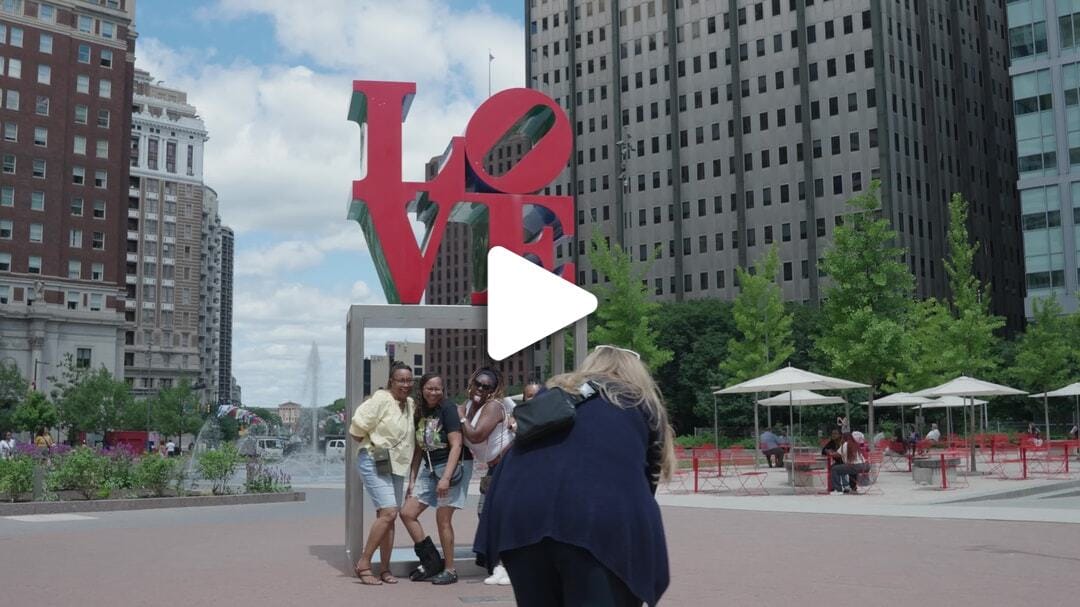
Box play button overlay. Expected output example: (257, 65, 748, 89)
(487, 246, 598, 361)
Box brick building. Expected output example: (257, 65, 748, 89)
(0, 0, 137, 390)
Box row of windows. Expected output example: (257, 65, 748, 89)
(0, 87, 112, 126)
(0, 55, 114, 97)
(1, 0, 121, 41)
(0, 187, 107, 217)
(0, 219, 105, 247)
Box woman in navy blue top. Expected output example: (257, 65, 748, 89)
(474, 345, 675, 607)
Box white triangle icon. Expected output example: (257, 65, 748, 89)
(487, 246, 598, 361)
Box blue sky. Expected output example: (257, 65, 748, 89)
(134, 0, 526, 406)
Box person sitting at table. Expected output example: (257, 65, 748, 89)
(821, 428, 843, 462)
(925, 424, 941, 442)
(830, 432, 868, 494)
(759, 427, 785, 468)
(777, 429, 791, 451)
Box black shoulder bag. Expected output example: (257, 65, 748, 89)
(513, 382, 599, 446)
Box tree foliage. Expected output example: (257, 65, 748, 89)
(0, 361, 28, 431)
(720, 245, 794, 383)
(12, 390, 59, 433)
(817, 182, 914, 434)
(1012, 297, 1074, 435)
(48, 354, 134, 438)
(586, 231, 673, 370)
(151, 380, 203, 441)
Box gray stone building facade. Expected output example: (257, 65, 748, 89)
(527, 0, 1026, 328)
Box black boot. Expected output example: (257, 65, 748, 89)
(409, 536, 444, 581)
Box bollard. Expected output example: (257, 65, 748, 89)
(940, 453, 948, 490)
(32, 463, 45, 501)
(692, 456, 700, 493)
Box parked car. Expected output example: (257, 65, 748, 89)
(255, 438, 284, 459)
(325, 439, 346, 460)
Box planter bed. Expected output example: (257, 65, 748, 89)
(0, 491, 305, 515)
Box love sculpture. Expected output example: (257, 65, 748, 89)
(347, 81, 577, 304)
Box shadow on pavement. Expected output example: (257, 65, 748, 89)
(309, 544, 353, 577)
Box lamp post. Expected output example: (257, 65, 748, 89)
(32, 359, 48, 390)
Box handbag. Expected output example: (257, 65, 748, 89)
(370, 446, 393, 476)
(513, 382, 599, 446)
(428, 451, 464, 486)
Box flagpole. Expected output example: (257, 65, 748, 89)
(488, 49, 493, 97)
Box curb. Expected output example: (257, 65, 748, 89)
(0, 491, 306, 515)
(940, 480, 1080, 504)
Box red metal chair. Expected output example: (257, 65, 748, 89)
(856, 451, 885, 495)
(693, 448, 729, 493)
(726, 449, 768, 495)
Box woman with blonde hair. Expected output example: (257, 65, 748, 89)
(350, 361, 415, 586)
(474, 345, 674, 607)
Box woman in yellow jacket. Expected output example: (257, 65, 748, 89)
(351, 361, 415, 586)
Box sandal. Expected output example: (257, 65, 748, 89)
(380, 571, 398, 584)
(355, 567, 382, 586)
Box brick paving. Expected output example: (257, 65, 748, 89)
(2, 488, 1079, 606)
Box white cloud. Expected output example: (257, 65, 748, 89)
(137, 1, 524, 406)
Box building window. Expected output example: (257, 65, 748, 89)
(1009, 11, 1048, 60)
(97, 110, 110, 128)
(76, 74, 90, 94)
(68, 260, 81, 278)
(32, 159, 45, 178)
(39, 33, 53, 53)
(1022, 185, 1066, 291)
(96, 140, 109, 159)
(34, 95, 49, 116)
(91, 263, 104, 281)
(73, 166, 85, 185)
(2, 154, 14, 174)
(28, 256, 41, 274)
(94, 170, 107, 188)
(93, 200, 106, 218)
(100, 50, 113, 69)
(92, 232, 104, 250)
(76, 348, 92, 369)
(75, 104, 88, 124)
(71, 198, 84, 216)
(0, 252, 9, 272)
(77, 15, 93, 34)
(30, 191, 44, 210)
(29, 223, 43, 242)
(0, 186, 11, 206)
(98, 79, 111, 99)
(33, 126, 47, 146)
(37, 64, 50, 85)
(77, 44, 91, 63)
(69, 229, 82, 248)
(1014, 69, 1057, 176)
(0, 220, 11, 239)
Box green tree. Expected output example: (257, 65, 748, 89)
(152, 380, 203, 443)
(326, 398, 347, 414)
(49, 355, 133, 439)
(720, 245, 795, 383)
(1012, 297, 1073, 438)
(817, 182, 914, 436)
(11, 390, 59, 432)
(586, 231, 672, 370)
(0, 361, 29, 431)
(653, 299, 737, 434)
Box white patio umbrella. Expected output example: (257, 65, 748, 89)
(716, 367, 868, 483)
(916, 376, 1026, 470)
(859, 393, 933, 438)
(915, 396, 989, 438)
(1028, 381, 1080, 440)
(758, 390, 846, 440)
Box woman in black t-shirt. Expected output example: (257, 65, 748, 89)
(399, 373, 473, 585)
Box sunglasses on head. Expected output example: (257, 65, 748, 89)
(595, 344, 641, 359)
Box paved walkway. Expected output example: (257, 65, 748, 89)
(3, 486, 1080, 606)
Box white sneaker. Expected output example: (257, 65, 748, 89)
(484, 565, 508, 585)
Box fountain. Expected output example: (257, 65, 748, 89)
(276, 342, 346, 486)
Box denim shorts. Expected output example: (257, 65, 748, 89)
(414, 459, 473, 510)
(356, 448, 404, 510)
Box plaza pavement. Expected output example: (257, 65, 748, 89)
(2, 477, 1080, 607)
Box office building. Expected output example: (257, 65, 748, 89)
(0, 0, 137, 390)
(1007, 0, 1080, 315)
(125, 68, 206, 397)
(526, 0, 1025, 328)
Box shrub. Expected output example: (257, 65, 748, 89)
(0, 456, 35, 502)
(102, 444, 138, 492)
(135, 455, 178, 497)
(244, 462, 291, 494)
(49, 446, 109, 500)
(197, 443, 241, 495)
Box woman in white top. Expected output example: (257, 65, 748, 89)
(830, 432, 868, 494)
(459, 367, 513, 468)
(459, 367, 515, 584)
